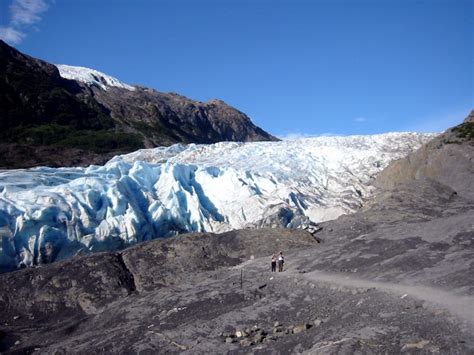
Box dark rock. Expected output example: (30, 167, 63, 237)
(0, 143, 115, 169)
(252, 333, 265, 343)
(273, 327, 283, 334)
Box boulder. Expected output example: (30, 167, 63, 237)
(293, 323, 312, 334)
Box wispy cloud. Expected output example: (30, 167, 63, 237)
(354, 116, 367, 123)
(0, 0, 50, 45)
(0, 26, 25, 44)
(11, 0, 49, 26)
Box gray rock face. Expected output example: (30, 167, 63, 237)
(464, 110, 474, 123)
(119, 228, 314, 292)
(0, 228, 315, 326)
(375, 110, 474, 200)
(88, 86, 278, 147)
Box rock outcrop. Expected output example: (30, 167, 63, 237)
(89, 87, 277, 147)
(0, 228, 315, 328)
(375, 110, 474, 200)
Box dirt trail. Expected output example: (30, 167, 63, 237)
(297, 270, 474, 332)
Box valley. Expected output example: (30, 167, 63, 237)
(0, 112, 472, 353)
(0, 12, 472, 352)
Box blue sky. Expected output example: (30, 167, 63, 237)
(0, 0, 472, 137)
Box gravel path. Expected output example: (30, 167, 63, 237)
(300, 270, 474, 332)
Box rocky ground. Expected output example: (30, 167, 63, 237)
(1, 113, 473, 354)
(0, 199, 473, 354)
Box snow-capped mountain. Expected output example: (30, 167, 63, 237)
(56, 64, 136, 91)
(0, 133, 436, 271)
(0, 40, 276, 169)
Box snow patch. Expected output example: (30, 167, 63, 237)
(56, 64, 135, 91)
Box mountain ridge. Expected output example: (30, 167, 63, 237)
(0, 40, 276, 168)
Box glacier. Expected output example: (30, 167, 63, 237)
(0, 133, 436, 271)
(56, 64, 136, 91)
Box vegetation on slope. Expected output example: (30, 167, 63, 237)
(1, 124, 143, 153)
(452, 121, 474, 140)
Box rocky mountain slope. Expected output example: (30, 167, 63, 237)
(0, 132, 435, 273)
(0, 40, 276, 168)
(376, 110, 474, 199)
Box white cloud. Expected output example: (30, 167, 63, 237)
(354, 116, 367, 123)
(0, 0, 49, 45)
(10, 0, 49, 26)
(0, 26, 25, 44)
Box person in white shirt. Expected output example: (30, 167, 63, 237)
(278, 251, 284, 272)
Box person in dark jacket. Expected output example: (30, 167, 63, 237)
(271, 254, 277, 272)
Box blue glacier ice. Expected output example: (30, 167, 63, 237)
(0, 133, 436, 271)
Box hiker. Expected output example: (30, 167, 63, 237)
(278, 251, 284, 272)
(271, 254, 277, 272)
